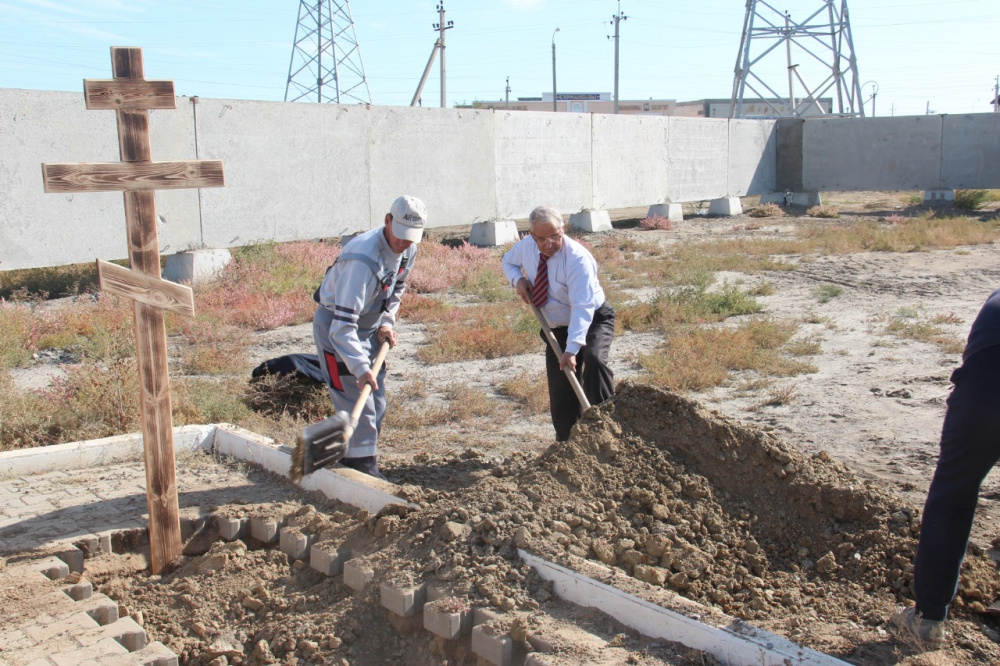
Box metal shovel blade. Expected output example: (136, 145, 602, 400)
(290, 411, 350, 482)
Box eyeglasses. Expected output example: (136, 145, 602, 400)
(531, 231, 563, 245)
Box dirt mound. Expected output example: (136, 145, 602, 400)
(88, 381, 1000, 664)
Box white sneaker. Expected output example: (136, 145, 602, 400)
(890, 606, 947, 649)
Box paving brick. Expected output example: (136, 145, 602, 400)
(423, 598, 473, 640)
(0, 627, 36, 650)
(250, 517, 279, 543)
(380, 580, 426, 617)
(23, 610, 100, 643)
(343, 560, 373, 591)
(99, 640, 179, 666)
(63, 579, 93, 601)
(77, 616, 148, 652)
(310, 543, 349, 576)
(279, 526, 311, 560)
(472, 624, 513, 666)
(37, 556, 70, 581)
(216, 514, 245, 541)
(50, 636, 131, 665)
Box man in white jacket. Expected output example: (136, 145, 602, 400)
(502, 205, 615, 441)
(312, 195, 426, 479)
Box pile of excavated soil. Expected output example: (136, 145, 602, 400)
(89, 382, 1000, 665)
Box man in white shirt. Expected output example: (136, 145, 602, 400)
(502, 205, 615, 441)
(312, 195, 426, 479)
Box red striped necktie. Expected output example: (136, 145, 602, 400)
(532, 253, 549, 308)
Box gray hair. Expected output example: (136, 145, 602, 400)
(528, 205, 564, 230)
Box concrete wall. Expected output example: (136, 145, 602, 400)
(798, 113, 1000, 193)
(1, 89, 201, 270)
(5, 85, 997, 273)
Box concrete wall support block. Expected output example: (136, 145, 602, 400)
(646, 203, 683, 222)
(250, 517, 280, 543)
(708, 197, 743, 216)
(162, 249, 233, 285)
(472, 624, 513, 666)
(279, 527, 312, 560)
(216, 515, 245, 541)
(759, 191, 822, 207)
(923, 189, 955, 206)
(568, 210, 613, 233)
(343, 560, 374, 591)
(310, 543, 349, 576)
(470, 220, 520, 247)
(423, 600, 473, 640)
(380, 580, 426, 618)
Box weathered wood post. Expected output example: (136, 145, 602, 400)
(41, 46, 225, 574)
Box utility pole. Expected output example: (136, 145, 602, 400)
(552, 27, 560, 112)
(994, 75, 999, 112)
(434, 3, 454, 108)
(505, 76, 510, 110)
(610, 3, 627, 114)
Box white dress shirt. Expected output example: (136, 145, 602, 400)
(502, 234, 605, 355)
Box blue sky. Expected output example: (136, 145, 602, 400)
(2, 0, 998, 117)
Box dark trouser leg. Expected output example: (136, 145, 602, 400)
(543, 304, 616, 441)
(914, 345, 1000, 621)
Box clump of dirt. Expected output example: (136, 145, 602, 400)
(90, 381, 1000, 665)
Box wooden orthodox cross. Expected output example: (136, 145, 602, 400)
(41, 47, 225, 574)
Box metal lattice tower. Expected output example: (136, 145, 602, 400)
(285, 0, 371, 104)
(730, 0, 863, 118)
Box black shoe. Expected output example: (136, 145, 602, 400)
(340, 456, 388, 481)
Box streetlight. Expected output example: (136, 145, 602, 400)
(862, 80, 878, 117)
(552, 27, 560, 112)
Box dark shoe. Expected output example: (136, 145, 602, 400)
(890, 607, 947, 649)
(340, 456, 388, 481)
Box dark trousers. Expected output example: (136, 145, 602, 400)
(914, 344, 1000, 621)
(543, 303, 615, 441)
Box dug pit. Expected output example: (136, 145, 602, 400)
(80, 382, 1000, 665)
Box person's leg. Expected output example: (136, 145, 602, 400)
(543, 327, 577, 441)
(340, 331, 384, 478)
(579, 304, 615, 407)
(914, 345, 1000, 621)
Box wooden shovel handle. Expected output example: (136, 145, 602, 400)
(529, 301, 592, 410)
(346, 339, 391, 433)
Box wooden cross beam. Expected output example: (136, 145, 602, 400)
(41, 47, 225, 574)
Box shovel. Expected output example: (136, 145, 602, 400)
(528, 300, 592, 411)
(290, 339, 391, 483)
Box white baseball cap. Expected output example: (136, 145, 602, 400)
(390, 195, 427, 243)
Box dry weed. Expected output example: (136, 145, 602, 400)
(749, 203, 784, 218)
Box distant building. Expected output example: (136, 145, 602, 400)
(460, 93, 832, 118)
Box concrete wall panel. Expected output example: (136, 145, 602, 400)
(195, 99, 371, 248)
(592, 114, 669, 210)
(495, 111, 592, 219)
(728, 119, 777, 196)
(0, 89, 199, 270)
(941, 114, 1000, 189)
(367, 106, 496, 230)
(667, 117, 729, 202)
(801, 116, 942, 191)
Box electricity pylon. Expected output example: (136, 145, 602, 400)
(730, 0, 863, 118)
(285, 0, 371, 104)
